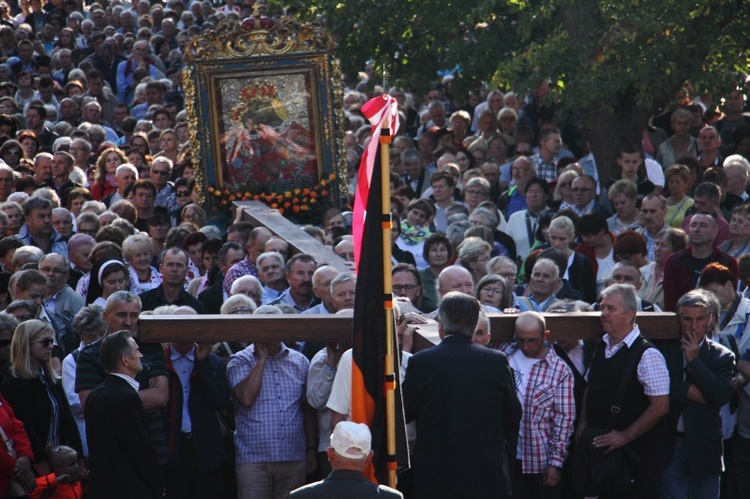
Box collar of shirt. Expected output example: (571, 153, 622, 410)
(603, 324, 640, 355)
(169, 345, 195, 363)
(111, 372, 140, 391)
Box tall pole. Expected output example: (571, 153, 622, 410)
(378, 119, 397, 488)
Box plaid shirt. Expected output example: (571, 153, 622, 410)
(502, 344, 576, 473)
(227, 343, 309, 463)
(223, 256, 259, 295)
(529, 153, 557, 183)
(600, 325, 670, 397)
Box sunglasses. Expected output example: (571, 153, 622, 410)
(176, 190, 190, 197)
(32, 338, 54, 347)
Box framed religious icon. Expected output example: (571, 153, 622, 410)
(183, 12, 347, 215)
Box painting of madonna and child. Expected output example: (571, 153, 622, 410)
(217, 72, 321, 191)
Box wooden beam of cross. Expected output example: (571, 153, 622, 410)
(138, 312, 681, 350)
(235, 201, 352, 272)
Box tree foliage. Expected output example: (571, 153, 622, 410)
(304, 0, 750, 182)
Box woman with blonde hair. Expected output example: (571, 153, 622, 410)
(1, 320, 81, 476)
(457, 236, 492, 285)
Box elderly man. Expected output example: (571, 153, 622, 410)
(401, 149, 430, 197)
(103, 163, 137, 207)
(529, 128, 561, 182)
(227, 321, 317, 498)
(257, 251, 287, 305)
(40, 253, 83, 319)
(501, 311, 575, 497)
(664, 211, 737, 312)
(522, 258, 563, 312)
(577, 283, 670, 498)
(723, 155, 750, 203)
(70, 139, 92, 171)
(497, 156, 537, 219)
(52, 208, 74, 239)
(658, 290, 733, 498)
(16, 197, 68, 258)
(116, 40, 162, 104)
(76, 291, 170, 468)
(290, 422, 403, 498)
(269, 254, 319, 312)
(66, 233, 95, 289)
(33, 152, 54, 186)
(302, 266, 339, 315)
(150, 157, 179, 215)
(403, 292, 521, 498)
(608, 261, 660, 311)
(571, 174, 608, 217)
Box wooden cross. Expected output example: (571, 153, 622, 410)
(139, 312, 681, 350)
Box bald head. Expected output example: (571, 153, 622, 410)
(438, 266, 474, 298)
(312, 266, 340, 308)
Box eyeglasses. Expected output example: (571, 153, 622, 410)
(500, 116, 516, 122)
(499, 272, 516, 281)
(176, 190, 190, 197)
(228, 306, 254, 315)
(151, 169, 170, 176)
(464, 189, 485, 196)
(513, 336, 541, 345)
(392, 284, 417, 292)
(481, 286, 504, 295)
(32, 338, 54, 347)
(40, 267, 67, 275)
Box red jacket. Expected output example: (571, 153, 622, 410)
(663, 247, 738, 312)
(0, 393, 33, 497)
(28, 473, 83, 499)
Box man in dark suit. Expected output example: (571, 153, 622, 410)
(85, 330, 164, 499)
(139, 247, 206, 313)
(289, 422, 403, 498)
(658, 290, 734, 498)
(403, 292, 521, 498)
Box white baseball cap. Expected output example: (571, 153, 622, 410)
(330, 422, 371, 459)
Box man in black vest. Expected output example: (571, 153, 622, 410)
(577, 283, 670, 498)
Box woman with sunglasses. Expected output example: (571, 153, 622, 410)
(1, 320, 82, 479)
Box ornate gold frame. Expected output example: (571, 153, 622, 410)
(183, 12, 347, 208)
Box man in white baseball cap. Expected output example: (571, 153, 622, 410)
(289, 422, 403, 498)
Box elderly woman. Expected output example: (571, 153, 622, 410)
(420, 233, 453, 313)
(457, 237, 492, 285)
(0, 201, 22, 236)
(123, 234, 162, 294)
(1, 320, 82, 476)
(606, 179, 641, 235)
(397, 198, 434, 270)
(463, 177, 491, 214)
(220, 293, 258, 315)
(180, 203, 206, 229)
(476, 274, 514, 311)
(641, 228, 688, 309)
(507, 177, 551, 261)
(548, 215, 597, 303)
(229, 276, 264, 308)
(664, 164, 694, 228)
(718, 205, 750, 258)
(497, 107, 519, 136)
(469, 204, 516, 260)
(61, 305, 107, 458)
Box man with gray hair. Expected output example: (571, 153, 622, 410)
(103, 163, 138, 207)
(52, 207, 74, 239)
(257, 251, 287, 304)
(150, 157, 179, 215)
(577, 283, 670, 498)
(40, 253, 83, 319)
(403, 292, 521, 498)
(401, 148, 430, 197)
(497, 155, 537, 219)
(658, 290, 733, 498)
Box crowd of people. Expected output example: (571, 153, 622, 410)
(0, 0, 745, 498)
